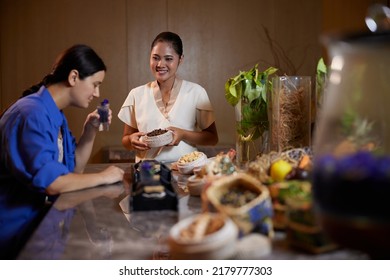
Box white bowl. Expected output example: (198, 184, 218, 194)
(168, 213, 238, 259)
(141, 130, 173, 148)
(177, 152, 207, 175)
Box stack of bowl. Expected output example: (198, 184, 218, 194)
(186, 174, 207, 196)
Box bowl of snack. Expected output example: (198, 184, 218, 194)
(177, 151, 207, 175)
(168, 212, 238, 259)
(141, 128, 173, 148)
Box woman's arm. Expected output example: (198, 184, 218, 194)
(121, 124, 149, 151)
(46, 165, 124, 195)
(46, 108, 125, 195)
(54, 183, 123, 211)
(74, 110, 105, 173)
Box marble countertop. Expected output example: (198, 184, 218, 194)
(17, 163, 369, 260)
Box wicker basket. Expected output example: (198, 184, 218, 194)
(204, 173, 274, 237)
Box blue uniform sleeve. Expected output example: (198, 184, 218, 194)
(6, 109, 70, 192)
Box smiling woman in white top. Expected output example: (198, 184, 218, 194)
(118, 31, 218, 163)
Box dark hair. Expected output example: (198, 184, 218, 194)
(23, 44, 106, 96)
(151, 31, 183, 57)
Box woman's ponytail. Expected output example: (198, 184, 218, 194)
(22, 74, 54, 97)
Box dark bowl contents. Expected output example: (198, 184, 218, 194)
(147, 128, 168, 137)
(220, 187, 259, 208)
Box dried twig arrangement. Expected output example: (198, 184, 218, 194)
(271, 76, 310, 151)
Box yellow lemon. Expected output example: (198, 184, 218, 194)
(270, 160, 293, 181)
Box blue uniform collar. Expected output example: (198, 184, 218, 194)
(36, 86, 65, 127)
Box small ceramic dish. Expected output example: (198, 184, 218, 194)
(140, 129, 173, 148)
(168, 213, 238, 259)
(177, 151, 207, 175)
(187, 175, 207, 196)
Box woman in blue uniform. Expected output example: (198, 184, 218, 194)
(0, 44, 124, 259)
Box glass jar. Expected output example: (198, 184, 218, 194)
(234, 79, 269, 167)
(312, 31, 390, 258)
(268, 76, 312, 153)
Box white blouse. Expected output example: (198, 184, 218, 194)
(118, 79, 215, 163)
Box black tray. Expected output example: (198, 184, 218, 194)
(130, 160, 178, 211)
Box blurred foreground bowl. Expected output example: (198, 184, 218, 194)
(168, 213, 238, 259)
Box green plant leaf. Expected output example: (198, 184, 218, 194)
(245, 80, 261, 103)
(225, 78, 241, 106)
(225, 64, 278, 140)
(317, 58, 327, 75)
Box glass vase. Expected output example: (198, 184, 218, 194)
(312, 30, 390, 258)
(268, 76, 312, 153)
(234, 79, 269, 168)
